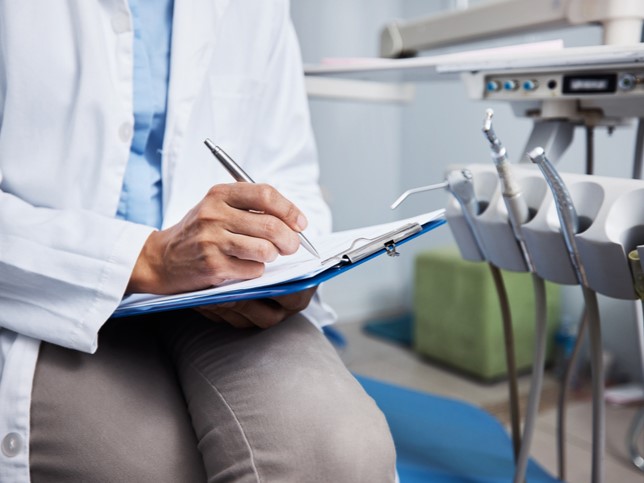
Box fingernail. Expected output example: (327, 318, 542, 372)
(297, 214, 308, 231)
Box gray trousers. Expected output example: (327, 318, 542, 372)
(29, 311, 396, 482)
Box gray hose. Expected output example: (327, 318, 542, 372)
(529, 147, 605, 483)
(557, 309, 588, 480)
(582, 286, 605, 483)
(512, 273, 548, 483)
(557, 125, 595, 480)
(489, 263, 523, 461)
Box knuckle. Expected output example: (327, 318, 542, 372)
(193, 205, 215, 226)
(292, 299, 307, 312)
(220, 236, 239, 256)
(257, 184, 278, 205)
(194, 233, 211, 253)
(268, 308, 287, 326)
(258, 310, 282, 329)
(262, 216, 280, 238)
(207, 184, 230, 201)
(257, 241, 278, 262)
(282, 233, 300, 255)
(201, 251, 221, 272)
(284, 203, 299, 224)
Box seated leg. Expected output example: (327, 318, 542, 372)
(161, 312, 397, 483)
(29, 318, 207, 483)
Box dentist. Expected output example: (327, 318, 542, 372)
(0, 1, 396, 481)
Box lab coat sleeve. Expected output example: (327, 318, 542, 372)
(0, 179, 154, 353)
(244, 1, 332, 238)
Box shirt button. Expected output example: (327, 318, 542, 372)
(2, 432, 22, 458)
(111, 13, 131, 34)
(119, 122, 133, 143)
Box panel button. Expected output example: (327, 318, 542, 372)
(503, 80, 519, 91)
(111, 13, 131, 34)
(618, 73, 637, 91)
(486, 80, 501, 92)
(2, 432, 22, 458)
(522, 79, 539, 91)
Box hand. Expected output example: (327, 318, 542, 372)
(127, 183, 308, 294)
(195, 287, 317, 329)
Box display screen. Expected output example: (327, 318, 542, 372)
(562, 74, 617, 94)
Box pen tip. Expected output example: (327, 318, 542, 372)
(204, 138, 216, 151)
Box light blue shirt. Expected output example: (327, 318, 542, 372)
(116, 0, 174, 229)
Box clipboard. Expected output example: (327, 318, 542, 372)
(323, 222, 422, 264)
(113, 212, 445, 318)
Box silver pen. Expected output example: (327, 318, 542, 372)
(204, 139, 321, 258)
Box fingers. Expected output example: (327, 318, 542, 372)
(128, 182, 310, 295)
(195, 288, 317, 330)
(196, 300, 287, 329)
(269, 288, 317, 312)
(228, 300, 287, 329)
(197, 183, 309, 258)
(223, 212, 300, 257)
(195, 306, 255, 329)
(209, 182, 307, 230)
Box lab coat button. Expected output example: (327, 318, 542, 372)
(119, 123, 133, 143)
(111, 13, 131, 34)
(1, 432, 22, 457)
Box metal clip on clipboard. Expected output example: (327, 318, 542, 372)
(325, 222, 422, 265)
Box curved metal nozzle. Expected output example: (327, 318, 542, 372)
(390, 169, 484, 259)
(390, 180, 449, 209)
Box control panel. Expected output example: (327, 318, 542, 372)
(483, 70, 644, 100)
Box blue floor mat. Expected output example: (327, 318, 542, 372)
(363, 313, 413, 347)
(355, 375, 559, 483)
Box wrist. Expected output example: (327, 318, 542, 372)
(127, 230, 164, 294)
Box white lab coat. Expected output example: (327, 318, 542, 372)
(0, 1, 332, 480)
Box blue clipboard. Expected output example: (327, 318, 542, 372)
(112, 218, 445, 318)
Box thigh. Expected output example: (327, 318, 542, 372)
(161, 312, 396, 483)
(29, 317, 207, 483)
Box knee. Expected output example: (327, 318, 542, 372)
(269, 321, 397, 481)
(306, 387, 397, 483)
(260, 341, 397, 481)
(178, 316, 397, 482)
